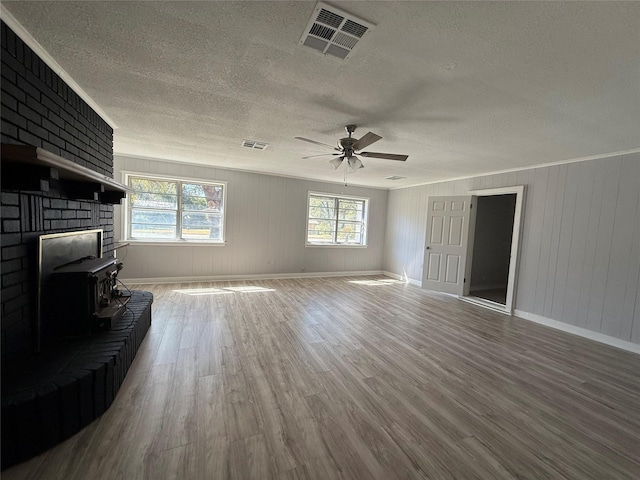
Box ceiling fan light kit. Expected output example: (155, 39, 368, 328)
(347, 157, 364, 173)
(295, 125, 408, 177)
(330, 157, 343, 170)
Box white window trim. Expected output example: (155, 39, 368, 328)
(121, 171, 227, 245)
(305, 191, 369, 247)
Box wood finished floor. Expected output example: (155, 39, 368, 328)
(4, 276, 640, 480)
(470, 288, 507, 305)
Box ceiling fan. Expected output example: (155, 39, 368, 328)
(295, 125, 408, 173)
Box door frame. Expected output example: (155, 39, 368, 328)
(465, 185, 526, 314)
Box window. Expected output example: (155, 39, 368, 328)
(126, 175, 225, 242)
(306, 193, 368, 246)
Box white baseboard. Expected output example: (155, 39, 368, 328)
(514, 310, 640, 355)
(380, 275, 639, 354)
(122, 270, 385, 285)
(382, 271, 422, 287)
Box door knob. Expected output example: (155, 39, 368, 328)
(426, 246, 430, 249)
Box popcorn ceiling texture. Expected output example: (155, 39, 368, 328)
(2, 1, 638, 188)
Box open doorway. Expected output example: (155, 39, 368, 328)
(421, 186, 525, 314)
(468, 194, 517, 305)
(464, 185, 525, 314)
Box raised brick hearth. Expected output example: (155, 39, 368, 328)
(1, 291, 153, 469)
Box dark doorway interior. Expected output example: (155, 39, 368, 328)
(469, 194, 516, 305)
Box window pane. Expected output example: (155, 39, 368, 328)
(309, 196, 328, 207)
(309, 197, 336, 220)
(182, 213, 223, 240)
(130, 178, 177, 194)
(336, 232, 362, 243)
(182, 183, 224, 212)
(338, 200, 363, 221)
(307, 219, 335, 243)
(337, 222, 362, 243)
(131, 224, 176, 239)
(130, 178, 178, 209)
(131, 209, 176, 225)
(131, 192, 177, 209)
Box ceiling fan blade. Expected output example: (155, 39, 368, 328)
(329, 156, 344, 170)
(302, 153, 342, 159)
(359, 152, 408, 162)
(294, 137, 340, 151)
(352, 132, 382, 151)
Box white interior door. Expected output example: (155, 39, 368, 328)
(422, 196, 473, 295)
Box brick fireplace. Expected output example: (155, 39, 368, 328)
(1, 19, 115, 370)
(1, 20, 152, 469)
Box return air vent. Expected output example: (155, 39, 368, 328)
(241, 139, 268, 150)
(299, 2, 374, 60)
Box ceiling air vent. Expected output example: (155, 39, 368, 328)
(242, 140, 269, 150)
(385, 176, 406, 181)
(299, 2, 374, 60)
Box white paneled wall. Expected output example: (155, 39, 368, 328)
(383, 153, 640, 344)
(114, 155, 388, 281)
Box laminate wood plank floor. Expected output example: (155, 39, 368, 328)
(469, 288, 507, 305)
(4, 276, 640, 480)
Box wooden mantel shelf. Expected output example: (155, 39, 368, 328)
(1, 144, 132, 203)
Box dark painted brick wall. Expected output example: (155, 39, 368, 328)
(1, 21, 115, 370)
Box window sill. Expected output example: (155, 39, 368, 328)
(123, 240, 226, 247)
(305, 244, 368, 248)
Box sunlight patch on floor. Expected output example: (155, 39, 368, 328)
(348, 279, 406, 286)
(173, 285, 276, 296)
(225, 286, 276, 293)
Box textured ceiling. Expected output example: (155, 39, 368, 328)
(3, 1, 639, 188)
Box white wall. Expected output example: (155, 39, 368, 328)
(114, 155, 388, 281)
(383, 153, 640, 345)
